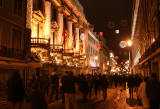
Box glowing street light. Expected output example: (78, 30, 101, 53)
(127, 40, 132, 46)
(95, 56, 98, 60)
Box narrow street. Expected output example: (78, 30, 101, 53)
(0, 86, 143, 109)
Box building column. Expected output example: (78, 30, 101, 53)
(44, 1, 51, 40)
(75, 23, 80, 53)
(57, 7, 63, 46)
(26, 0, 32, 52)
(67, 16, 73, 50)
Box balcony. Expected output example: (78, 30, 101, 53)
(31, 38, 49, 49)
(63, 49, 74, 56)
(50, 44, 63, 53)
(0, 45, 25, 60)
(139, 36, 160, 63)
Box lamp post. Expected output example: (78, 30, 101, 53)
(95, 56, 98, 73)
(127, 40, 132, 74)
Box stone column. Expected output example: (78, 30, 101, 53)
(44, 1, 51, 40)
(67, 16, 73, 50)
(26, 0, 32, 52)
(75, 23, 80, 53)
(57, 7, 63, 45)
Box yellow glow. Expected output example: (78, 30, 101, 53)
(127, 40, 132, 46)
(44, 2, 51, 39)
(95, 56, 98, 60)
(153, 39, 155, 42)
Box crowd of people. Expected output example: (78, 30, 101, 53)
(6, 69, 160, 109)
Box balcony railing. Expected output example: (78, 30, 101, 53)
(50, 44, 63, 53)
(139, 37, 160, 63)
(0, 45, 25, 60)
(31, 38, 49, 48)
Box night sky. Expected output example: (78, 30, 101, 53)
(79, 0, 133, 63)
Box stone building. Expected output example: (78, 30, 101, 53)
(132, 0, 160, 79)
(87, 25, 100, 74)
(26, 0, 90, 75)
(97, 33, 110, 74)
(0, 0, 30, 95)
(0, 0, 110, 96)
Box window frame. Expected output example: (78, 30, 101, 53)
(12, 28, 22, 50)
(13, 0, 23, 17)
(0, 0, 2, 7)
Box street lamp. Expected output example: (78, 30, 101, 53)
(127, 40, 132, 74)
(127, 40, 132, 46)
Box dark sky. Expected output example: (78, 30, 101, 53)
(79, 0, 133, 63)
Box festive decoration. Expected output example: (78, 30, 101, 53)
(94, 43, 101, 51)
(99, 32, 103, 36)
(115, 56, 118, 60)
(119, 41, 127, 48)
(120, 20, 128, 26)
(115, 30, 120, 34)
(121, 62, 124, 65)
(108, 21, 115, 29)
(80, 33, 86, 40)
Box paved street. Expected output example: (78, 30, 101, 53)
(0, 86, 143, 109)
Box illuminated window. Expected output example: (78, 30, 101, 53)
(14, 0, 22, 16)
(12, 29, 21, 49)
(32, 21, 38, 38)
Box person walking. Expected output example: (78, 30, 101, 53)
(101, 74, 108, 100)
(109, 74, 113, 87)
(134, 74, 142, 99)
(138, 77, 149, 109)
(127, 75, 135, 98)
(146, 73, 160, 109)
(93, 73, 99, 98)
(61, 71, 69, 104)
(7, 70, 26, 109)
(49, 68, 59, 102)
(27, 79, 47, 109)
(62, 71, 77, 109)
(79, 75, 88, 103)
(87, 74, 93, 99)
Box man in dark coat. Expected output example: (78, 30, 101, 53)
(127, 75, 134, 98)
(61, 71, 77, 109)
(146, 73, 160, 109)
(49, 68, 59, 102)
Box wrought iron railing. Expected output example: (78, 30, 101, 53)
(139, 36, 160, 63)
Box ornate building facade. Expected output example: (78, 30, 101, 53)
(26, 0, 90, 75)
(0, 0, 110, 96)
(87, 26, 100, 74)
(132, 0, 160, 79)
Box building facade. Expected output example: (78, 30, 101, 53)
(0, 0, 110, 95)
(97, 34, 110, 74)
(132, 0, 160, 79)
(87, 26, 100, 74)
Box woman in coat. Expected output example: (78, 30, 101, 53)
(138, 77, 150, 109)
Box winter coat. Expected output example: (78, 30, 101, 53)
(146, 79, 160, 100)
(138, 81, 150, 108)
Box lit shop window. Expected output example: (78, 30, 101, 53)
(32, 21, 38, 38)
